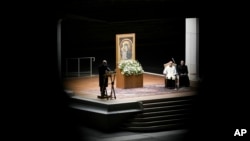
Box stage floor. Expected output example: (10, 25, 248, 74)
(63, 73, 198, 103)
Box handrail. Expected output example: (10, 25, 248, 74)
(65, 57, 95, 77)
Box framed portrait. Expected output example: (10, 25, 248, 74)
(116, 33, 135, 65)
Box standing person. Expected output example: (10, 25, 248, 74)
(177, 60, 190, 87)
(163, 61, 177, 89)
(98, 60, 111, 98)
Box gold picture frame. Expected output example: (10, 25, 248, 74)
(116, 33, 136, 66)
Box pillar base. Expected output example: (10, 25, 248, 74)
(189, 74, 199, 81)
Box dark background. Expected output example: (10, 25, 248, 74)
(3, 0, 249, 141)
(61, 17, 186, 75)
(57, 0, 201, 76)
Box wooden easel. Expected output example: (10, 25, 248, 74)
(107, 71, 116, 100)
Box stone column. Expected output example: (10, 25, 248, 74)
(185, 18, 199, 81)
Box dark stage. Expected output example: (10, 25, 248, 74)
(63, 73, 198, 132)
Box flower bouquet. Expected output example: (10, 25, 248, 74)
(118, 60, 144, 76)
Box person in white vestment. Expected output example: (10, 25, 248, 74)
(163, 61, 177, 89)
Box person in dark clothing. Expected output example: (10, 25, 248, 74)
(98, 60, 111, 98)
(177, 60, 190, 87)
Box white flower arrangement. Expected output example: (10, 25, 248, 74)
(118, 60, 144, 76)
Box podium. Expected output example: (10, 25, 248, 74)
(98, 71, 116, 100)
(116, 69, 143, 89)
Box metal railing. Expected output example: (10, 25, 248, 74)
(65, 57, 95, 77)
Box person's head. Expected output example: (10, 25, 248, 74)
(122, 42, 129, 49)
(169, 61, 173, 67)
(180, 60, 185, 65)
(102, 60, 107, 65)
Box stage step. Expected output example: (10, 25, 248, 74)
(121, 95, 196, 132)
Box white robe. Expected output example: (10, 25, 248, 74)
(121, 46, 128, 60)
(163, 65, 177, 80)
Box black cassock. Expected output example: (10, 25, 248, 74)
(98, 64, 110, 96)
(177, 65, 190, 87)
